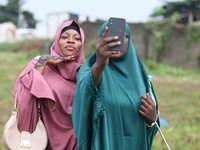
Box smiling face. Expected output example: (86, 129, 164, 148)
(58, 29, 82, 57)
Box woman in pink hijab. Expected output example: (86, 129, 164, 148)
(12, 20, 85, 150)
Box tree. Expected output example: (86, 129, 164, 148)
(0, 0, 37, 28)
(151, 0, 200, 24)
(0, 0, 19, 25)
(22, 10, 37, 28)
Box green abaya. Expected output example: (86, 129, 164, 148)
(72, 22, 159, 150)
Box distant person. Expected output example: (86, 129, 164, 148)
(12, 20, 85, 149)
(72, 19, 159, 150)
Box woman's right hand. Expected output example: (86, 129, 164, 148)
(34, 55, 75, 74)
(93, 26, 121, 86)
(95, 26, 121, 68)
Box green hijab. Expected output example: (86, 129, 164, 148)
(72, 21, 159, 150)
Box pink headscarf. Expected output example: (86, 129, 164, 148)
(50, 20, 85, 81)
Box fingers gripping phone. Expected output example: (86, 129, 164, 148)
(106, 17, 126, 51)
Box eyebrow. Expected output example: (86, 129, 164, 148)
(62, 32, 80, 36)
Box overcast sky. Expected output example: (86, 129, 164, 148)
(22, 0, 165, 23)
(3, 0, 181, 37)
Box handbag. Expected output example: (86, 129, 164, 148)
(2, 92, 48, 150)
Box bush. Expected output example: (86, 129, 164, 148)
(85, 39, 97, 58)
(0, 39, 53, 53)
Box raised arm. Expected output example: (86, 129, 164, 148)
(92, 26, 120, 86)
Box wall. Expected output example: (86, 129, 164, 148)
(80, 21, 200, 70)
(0, 22, 16, 43)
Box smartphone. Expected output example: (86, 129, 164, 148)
(106, 17, 126, 51)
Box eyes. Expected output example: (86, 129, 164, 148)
(60, 35, 81, 41)
(125, 33, 129, 39)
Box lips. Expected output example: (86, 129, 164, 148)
(65, 45, 75, 51)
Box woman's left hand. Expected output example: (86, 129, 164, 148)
(34, 55, 75, 74)
(139, 93, 157, 126)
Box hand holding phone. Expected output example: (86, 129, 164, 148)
(106, 17, 126, 51)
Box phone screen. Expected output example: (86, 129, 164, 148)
(106, 17, 126, 51)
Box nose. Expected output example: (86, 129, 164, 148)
(67, 37, 75, 43)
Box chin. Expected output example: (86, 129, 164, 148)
(111, 52, 125, 58)
(64, 52, 76, 57)
(110, 54, 122, 58)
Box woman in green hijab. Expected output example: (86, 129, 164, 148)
(72, 20, 159, 150)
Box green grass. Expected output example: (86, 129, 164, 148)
(151, 76, 200, 150)
(0, 51, 200, 150)
(144, 60, 200, 150)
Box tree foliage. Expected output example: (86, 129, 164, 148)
(22, 10, 37, 28)
(0, 0, 37, 28)
(151, 0, 200, 24)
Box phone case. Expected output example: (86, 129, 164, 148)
(107, 17, 126, 51)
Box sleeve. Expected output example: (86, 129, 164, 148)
(146, 75, 160, 149)
(147, 75, 156, 106)
(12, 59, 55, 133)
(72, 64, 100, 150)
(16, 78, 39, 133)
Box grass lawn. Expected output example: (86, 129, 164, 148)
(0, 51, 200, 150)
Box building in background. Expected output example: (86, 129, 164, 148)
(0, 22, 36, 43)
(0, 22, 16, 43)
(47, 12, 102, 38)
(0, 12, 103, 42)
